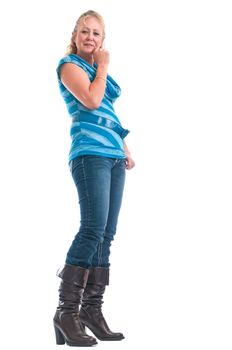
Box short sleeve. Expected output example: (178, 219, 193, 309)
(56, 55, 86, 82)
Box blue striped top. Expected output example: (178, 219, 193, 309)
(56, 54, 129, 163)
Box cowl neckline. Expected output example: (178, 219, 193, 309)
(69, 54, 121, 103)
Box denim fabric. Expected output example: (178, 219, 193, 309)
(66, 155, 126, 268)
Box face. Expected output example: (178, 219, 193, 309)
(75, 16, 104, 55)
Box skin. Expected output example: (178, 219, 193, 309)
(60, 16, 135, 170)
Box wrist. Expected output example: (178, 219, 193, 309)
(96, 64, 108, 76)
(95, 75, 107, 82)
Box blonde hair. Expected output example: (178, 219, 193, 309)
(66, 10, 105, 55)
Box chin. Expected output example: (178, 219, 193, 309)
(83, 46, 95, 52)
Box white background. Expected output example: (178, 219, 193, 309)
(0, 0, 232, 349)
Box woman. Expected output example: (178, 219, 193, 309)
(53, 10, 135, 347)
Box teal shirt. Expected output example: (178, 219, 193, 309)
(56, 54, 129, 163)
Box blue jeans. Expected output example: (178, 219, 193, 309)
(66, 155, 126, 268)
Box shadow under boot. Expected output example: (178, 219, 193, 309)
(53, 264, 97, 346)
(79, 267, 124, 341)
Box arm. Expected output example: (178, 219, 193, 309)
(60, 50, 109, 110)
(124, 142, 135, 170)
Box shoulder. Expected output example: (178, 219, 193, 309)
(56, 54, 87, 81)
(57, 54, 85, 70)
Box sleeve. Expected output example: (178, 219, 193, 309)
(56, 55, 85, 82)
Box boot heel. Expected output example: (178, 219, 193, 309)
(54, 325, 65, 345)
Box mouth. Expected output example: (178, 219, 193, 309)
(84, 43, 95, 48)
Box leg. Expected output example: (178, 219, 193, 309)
(92, 158, 126, 267)
(66, 156, 113, 268)
(79, 159, 126, 340)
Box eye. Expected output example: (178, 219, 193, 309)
(94, 32, 100, 36)
(81, 30, 89, 34)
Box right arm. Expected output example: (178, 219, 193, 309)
(59, 50, 109, 110)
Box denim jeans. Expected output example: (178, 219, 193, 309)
(66, 155, 126, 268)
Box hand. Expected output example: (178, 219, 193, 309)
(93, 48, 110, 66)
(125, 155, 135, 170)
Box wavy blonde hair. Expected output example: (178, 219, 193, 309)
(66, 10, 105, 55)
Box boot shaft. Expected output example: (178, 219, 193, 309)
(82, 267, 109, 306)
(57, 264, 89, 287)
(57, 264, 89, 310)
(87, 267, 109, 286)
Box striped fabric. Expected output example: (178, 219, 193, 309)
(56, 54, 129, 163)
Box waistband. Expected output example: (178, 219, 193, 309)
(72, 114, 129, 139)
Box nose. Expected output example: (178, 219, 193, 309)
(87, 31, 94, 40)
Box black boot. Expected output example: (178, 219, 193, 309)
(53, 264, 97, 346)
(79, 267, 124, 341)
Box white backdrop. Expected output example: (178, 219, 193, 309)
(0, 0, 232, 349)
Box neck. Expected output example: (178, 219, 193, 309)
(77, 52, 94, 66)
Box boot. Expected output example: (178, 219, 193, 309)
(79, 267, 124, 341)
(53, 264, 97, 346)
